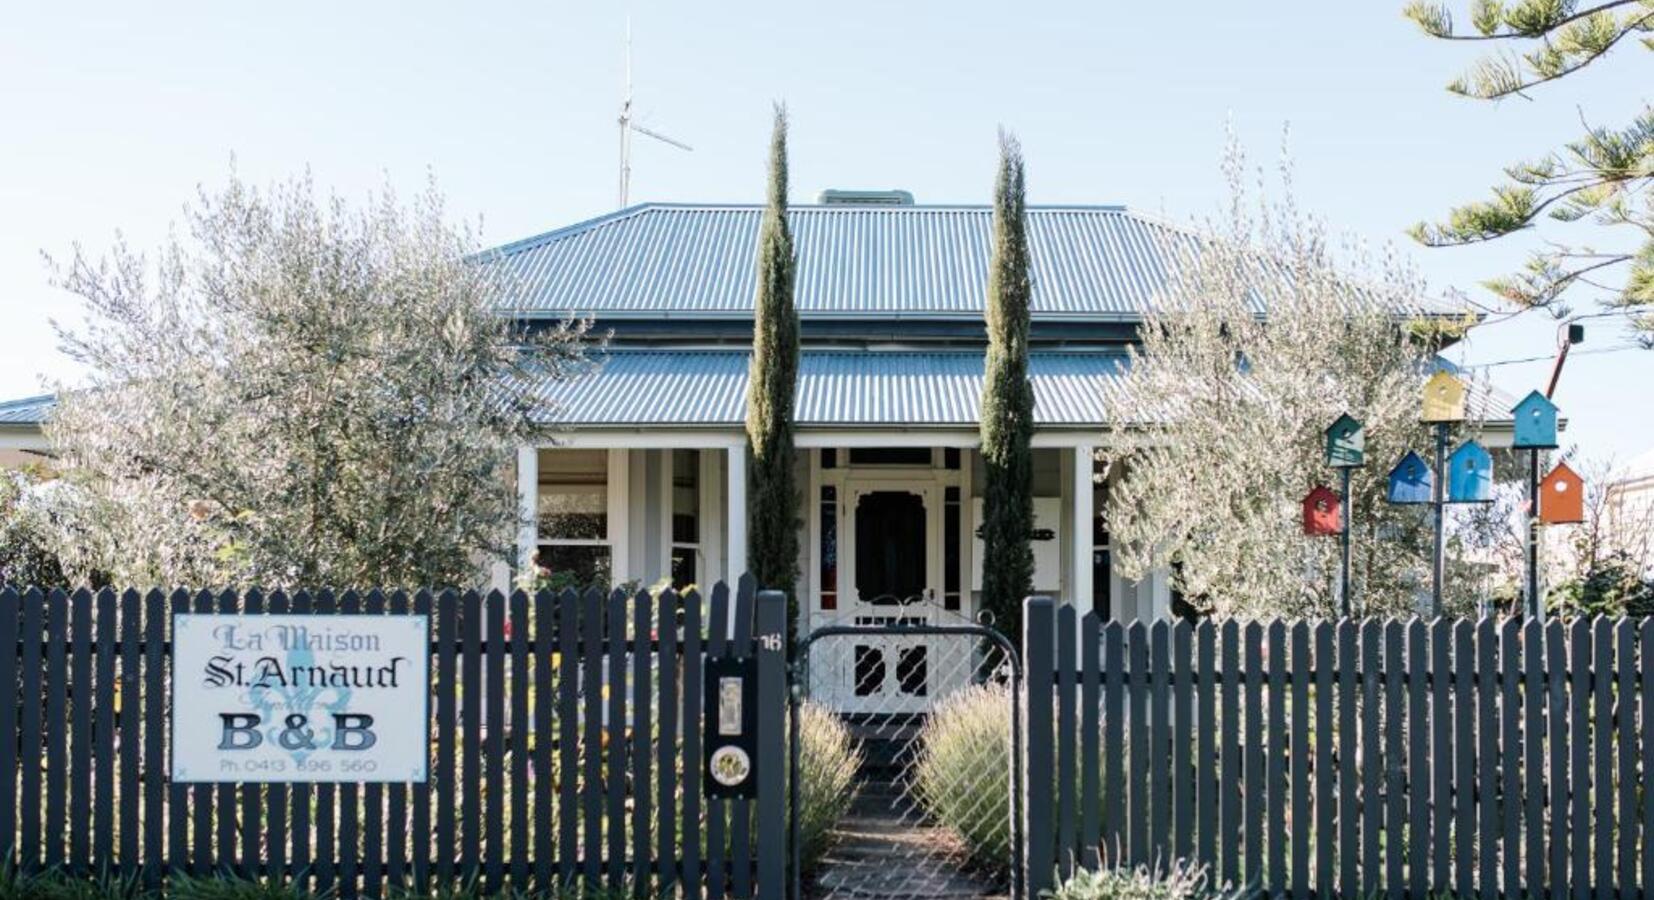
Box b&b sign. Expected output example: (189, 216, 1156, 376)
(171, 614, 430, 783)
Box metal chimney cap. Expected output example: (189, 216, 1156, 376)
(815, 189, 915, 206)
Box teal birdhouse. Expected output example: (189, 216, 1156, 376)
(1510, 390, 1559, 450)
(1446, 440, 1493, 503)
(1387, 451, 1432, 504)
(1324, 413, 1365, 468)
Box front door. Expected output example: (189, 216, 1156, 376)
(818, 487, 941, 712)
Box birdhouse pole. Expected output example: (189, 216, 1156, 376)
(1430, 422, 1448, 617)
(1339, 466, 1353, 617)
(1526, 450, 1542, 622)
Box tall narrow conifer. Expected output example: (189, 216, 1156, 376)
(979, 130, 1036, 639)
(745, 105, 801, 624)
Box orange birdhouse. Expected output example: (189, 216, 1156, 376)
(1302, 485, 1342, 536)
(1539, 463, 1584, 525)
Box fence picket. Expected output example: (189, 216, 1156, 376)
(1081, 612, 1102, 870)
(1192, 620, 1214, 877)
(240, 589, 265, 882)
(1266, 621, 1286, 894)
(363, 589, 387, 898)
(1024, 598, 1056, 898)
(1102, 621, 1125, 865)
(387, 589, 411, 893)
(1523, 619, 1545, 899)
(93, 588, 116, 874)
(313, 589, 337, 895)
(1243, 621, 1264, 889)
(1452, 621, 1473, 897)
(705, 581, 730, 900)
(509, 590, 529, 892)
(1642, 620, 1654, 899)
(1337, 620, 1358, 897)
(118, 589, 140, 878)
(556, 587, 579, 888)
(1547, 620, 1568, 898)
(728, 575, 756, 899)
(580, 586, 603, 887)
(289, 590, 314, 891)
(484, 590, 506, 894)
(69, 589, 91, 876)
(338, 589, 361, 899)
(1147, 620, 1169, 866)
(657, 587, 681, 896)
(1218, 621, 1239, 886)
(0, 591, 14, 873)
(604, 588, 626, 893)
(142, 590, 165, 888)
(1171, 619, 1193, 865)
(45, 588, 68, 871)
(1314, 622, 1335, 896)
(1127, 622, 1149, 868)
(680, 587, 704, 900)
(435, 589, 459, 886)
(1056, 605, 1077, 878)
(1360, 621, 1381, 900)
(1406, 620, 1428, 900)
(1568, 620, 1589, 895)
(1289, 622, 1309, 900)
(1384, 620, 1406, 898)
(1431, 619, 1452, 892)
(214, 589, 239, 879)
(1476, 619, 1497, 900)
(631, 589, 653, 898)
(1592, 618, 1613, 895)
(1619, 620, 1640, 896)
(531, 588, 554, 893)
(411, 588, 434, 892)
(1499, 621, 1520, 898)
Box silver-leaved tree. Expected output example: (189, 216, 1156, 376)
(1106, 143, 1488, 619)
(44, 171, 593, 589)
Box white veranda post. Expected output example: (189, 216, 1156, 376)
(726, 446, 747, 581)
(1071, 444, 1094, 625)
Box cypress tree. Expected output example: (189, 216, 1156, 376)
(745, 105, 801, 625)
(979, 130, 1036, 640)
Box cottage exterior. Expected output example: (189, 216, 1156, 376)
(0, 196, 1515, 648)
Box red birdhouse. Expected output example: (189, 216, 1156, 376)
(1539, 462, 1585, 525)
(1302, 485, 1342, 536)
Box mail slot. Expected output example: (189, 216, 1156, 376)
(704, 657, 758, 798)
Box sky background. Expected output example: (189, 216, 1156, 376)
(3, 2, 1651, 469)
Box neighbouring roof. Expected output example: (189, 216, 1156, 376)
(484, 203, 1464, 321)
(0, 395, 52, 426)
(528, 349, 1130, 427)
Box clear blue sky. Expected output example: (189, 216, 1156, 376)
(4, 2, 1650, 464)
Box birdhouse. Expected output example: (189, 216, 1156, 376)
(1539, 462, 1585, 524)
(1421, 371, 1467, 423)
(1510, 390, 1559, 450)
(1386, 451, 1433, 504)
(1324, 414, 1365, 468)
(1446, 440, 1493, 503)
(1302, 485, 1342, 536)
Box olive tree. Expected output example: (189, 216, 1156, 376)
(1106, 144, 1486, 618)
(44, 171, 592, 588)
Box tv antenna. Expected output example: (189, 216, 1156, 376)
(618, 18, 692, 208)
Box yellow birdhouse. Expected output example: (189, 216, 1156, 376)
(1421, 371, 1467, 423)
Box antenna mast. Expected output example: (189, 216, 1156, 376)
(617, 18, 691, 208)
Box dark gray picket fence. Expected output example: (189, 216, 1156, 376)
(1022, 597, 1654, 898)
(0, 579, 788, 898)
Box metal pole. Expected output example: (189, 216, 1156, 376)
(1526, 448, 1544, 623)
(1339, 466, 1353, 618)
(1430, 422, 1447, 617)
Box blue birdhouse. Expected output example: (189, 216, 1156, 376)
(1387, 451, 1433, 505)
(1446, 440, 1493, 503)
(1510, 390, 1559, 450)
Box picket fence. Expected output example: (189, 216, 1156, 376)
(1022, 597, 1654, 898)
(0, 579, 787, 898)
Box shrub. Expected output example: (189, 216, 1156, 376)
(0, 868, 142, 900)
(168, 876, 314, 900)
(1043, 859, 1217, 900)
(790, 700, 862, 872)
(912, 683, 1015, 871)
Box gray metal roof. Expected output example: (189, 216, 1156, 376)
(531, 349, 1130, 427)
(487, 203, 1361, 320)
(0, 395, 52, 426)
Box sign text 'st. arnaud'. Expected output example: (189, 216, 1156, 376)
(171, 614, 430, 784)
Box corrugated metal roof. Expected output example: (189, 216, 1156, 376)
(530, 349, 1130, 427)
(488, 203, 1456, 320)
(0, 395, 52, 426)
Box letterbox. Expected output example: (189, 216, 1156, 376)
(703, 657, 758, 798)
